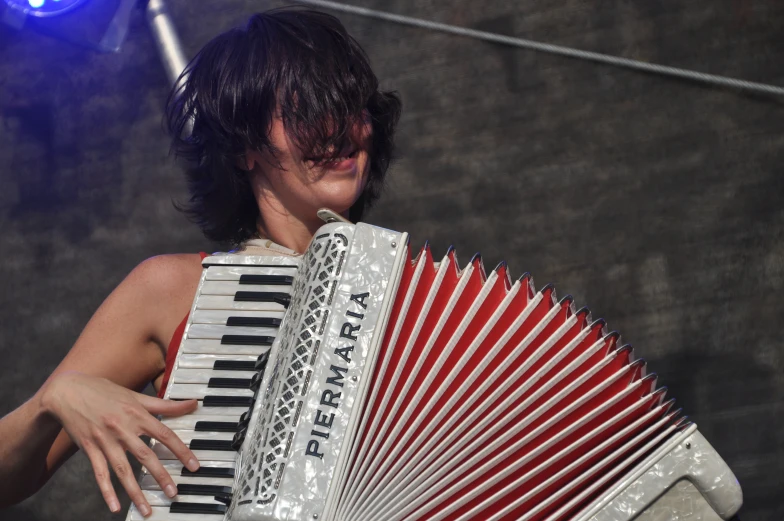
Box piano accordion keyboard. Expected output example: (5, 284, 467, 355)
(126, 258, 299, 521)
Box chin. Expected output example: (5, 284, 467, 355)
(313, 190, 361, 217)
(313, 170, 367, 217)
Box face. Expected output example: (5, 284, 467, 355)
(246, 112, 372, 224)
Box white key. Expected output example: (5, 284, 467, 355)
(154, 448, 237, 462)
(128, 505, 224, 521)
(155, 430, 234, 444)
(161, 414, 242, 430)
(190, 309, 285, 325)
(200, 281, 293, 295)
(189, 402, 254, 416)
(172, 369, 257, 384)
(143, 491, 226, 507)
(143, 459, 235, 475)
(140, 461, 235, 490)
(176, 353, 260, 369)
(152, 431, 235, 461)
(195, 295, 287, 312)
(204, 265, 296, 280)
(187, 324, 278, 340)
(167, 383, 254, 400)
(141, 473, 235, 490)
(177, 353, 259, 369)
(181, 338, 269, 356)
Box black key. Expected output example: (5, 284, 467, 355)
(203, 395, 254, 408)
(189, 439, 235, 451)
(194, 421, 239, 432)
(213, 360, 257, 371)
(214, 493, 232, 505)
(170, 502, 227, 515)
(231, 427, 247, 451)
(255, 352, 270, 371)
(249, 371, 263, 391)
(203, 261, 297, 269)
(226, 316, 282, 328)
(234, 291, 291, 307)
(175, 483, 233, 496)
(237, 410, 251, 431)
(239, 274, 294, 285)
(221, 335, 275, 346)
(208, 377, 252, 389)
(181, 466, 235, 478)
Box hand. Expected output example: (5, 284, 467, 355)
(40, 372, 200, 517)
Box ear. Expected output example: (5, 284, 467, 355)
(240, 148, 265, 172)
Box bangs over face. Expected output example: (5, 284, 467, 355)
(167, 8, 402, 245)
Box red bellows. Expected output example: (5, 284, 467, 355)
(335, 244, 683, 521)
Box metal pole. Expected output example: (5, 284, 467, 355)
(145, 0, 191, 135)
(145, 0, 188, 88)
(294, 0, 784, 98)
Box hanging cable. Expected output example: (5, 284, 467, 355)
(292, 0, 784, 97)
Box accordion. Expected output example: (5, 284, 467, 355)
(128, 214, 743, 521)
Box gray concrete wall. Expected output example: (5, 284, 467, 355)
(0, 1, 781, 519)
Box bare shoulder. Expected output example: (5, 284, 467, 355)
(86, 252, 205, 324)
(130, 253, 204, 293)
(120, 253, 205, 341)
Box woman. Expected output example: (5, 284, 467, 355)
(0, 8, 401, 518)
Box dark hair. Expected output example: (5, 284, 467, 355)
(166, 8, 402, 245)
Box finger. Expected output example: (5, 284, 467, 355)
(82, 441, 122, 513)
(137, 394, 198, 417)
(142, 416, 200, 472)
(102, 442, 151, 518)
(123, 435, 179, 499)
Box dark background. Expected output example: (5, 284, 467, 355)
(0, 0, 782, 520)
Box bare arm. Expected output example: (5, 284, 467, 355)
(0, 253, 204, 514)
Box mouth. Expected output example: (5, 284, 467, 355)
(307, 145, 359, 169)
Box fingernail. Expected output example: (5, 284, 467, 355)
(165, 484, 177, 498)
(140, 503, 151, 517)
(109, 499, 120, 513)
(187, 458, 200, 471)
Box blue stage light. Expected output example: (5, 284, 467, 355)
(2, 0, 135, 52)
(4, 0, 87, 17)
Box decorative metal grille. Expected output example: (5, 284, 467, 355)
(234, 231, 350, 506)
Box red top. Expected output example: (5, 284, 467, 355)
(157, 252, 209, 398)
